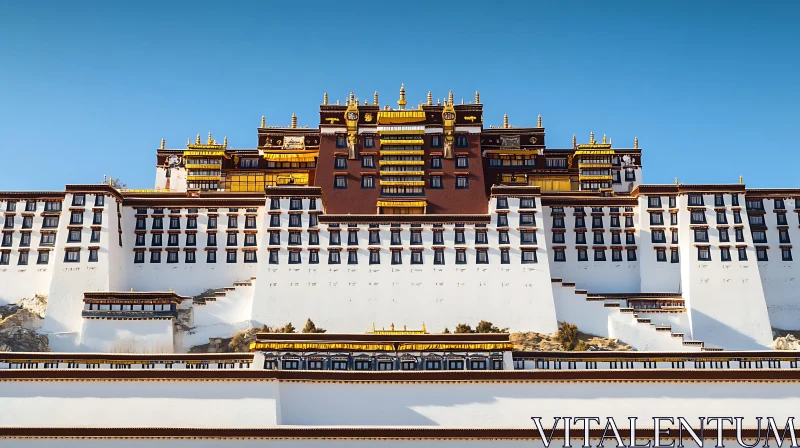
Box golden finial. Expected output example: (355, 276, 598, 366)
(475, 91, 480, 104)
(372, 322, 375, 332)
(207, 132, 213, 145)
(572, 135, 577, 148)
(261, 115, 265, 128)
(373, 91, 378, 105)
(589, 131, 595, 144)
(160, 138, 165, 150)
(384, 105, 389, 110)
(537, 114, 542, 128)
(355, 98, 360, 105)
(130, 288, 134, 292)
(634, 136, 639, 149)
(223, 136, 227, 148)
(421, 322, 426, 333)
(740, 175, 743, 185)
(323, 92, 328, 105)
(349, 92, 355, 104)
(675, 177, 679, 185)
(103, 174, 107, 184)
(169, 287, 173, 292)
(391, 323, 395, 331)
(448, 90, 454, 106)
(602, 134, 607, 144)
(426, 91, 432, 105)
(403, 325, 407, 331)
(291, 113, 297, 128)
(186, 137, 190, 146)
(437, 98, 441, 106)
(397, 83, 407, 109)
(503, 114, 509, 129)
(196, 134, 201, 145)
(609, 138, 612, 146)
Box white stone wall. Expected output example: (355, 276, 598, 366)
(638, 195, 682, 292)
(154, 166, 187, 192)
(79, 318, 174, 353)
(251, 196, 558, 334)
(677, 192, 773, 349)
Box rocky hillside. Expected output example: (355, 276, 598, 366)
(0, 295, 50, 352)
(510, 331, 632, 351)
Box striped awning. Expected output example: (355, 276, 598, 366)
(380, 139, 424, 145)
(380, 150, 425, 156)
(575, 150, 615, 155)
(379, 171, 425, 176)
(377, 110, 426, 124)
(379, 160, 424, 166)
(380, 181, 425, 187)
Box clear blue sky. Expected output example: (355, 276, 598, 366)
(1, 1, 798, 190)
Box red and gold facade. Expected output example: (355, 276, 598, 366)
(155, 85, 643, 214)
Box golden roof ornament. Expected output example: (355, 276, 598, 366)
(437, 98, 441, 106)
(207, 132, 214, 145)
(160, 138, 165, 150)
(609, 137, 612, 146)
(426, 91, 432, 105)
(261, 115, 266, 128)
(356, 98, 360, 105)
(291, 113, 297, 128)
(675, 177, 679, 185)
(323, 92, 328, 105)
(602, 134, 607, 144)
(537, 115, 542, 128)
(187, 137, 191, 146)
(475, 91, 480, 104)
(397, 83, 407, 110)
(421, 322, 426, 333)
(349, 92, 355, 104)
(448, 90, 454, 106)
(503, 114, 509, 129)
(223, 136, 227, 148)
(589, 131, 595, 145)
(373, 91, 378, 105)
(572, 135, 577, 148)
(634, 136, 639, 148)
(196, 134, 201, 145)
(740, 175, 743, 184)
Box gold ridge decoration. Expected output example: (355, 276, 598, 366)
(379, 171, 425, 176)
(398, 343, 513, 351)
(380, 139, 424, 145)
(379, 150, 424, 156)
(378, 160, 425, 166)
(263, 152, 318, 163)
(397, 83, 406, 109)
(250, 342, 396, 351)
(380, 181, 425, 187)
(377, 110, 426, 124)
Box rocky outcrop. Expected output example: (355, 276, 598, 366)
(510, 331, 632, 351)
(774, 334, 800, 350)
(0, 295, 49, 352)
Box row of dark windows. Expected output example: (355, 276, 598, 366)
(133, 249, 256, 264)
(552, 215, 633, 229)
(134, 215, 259, 231)
(553, 231, 634, 245)
(268, 356, 502, 371)
(0, 249, 98, 265)
(648, 194, 742, 209)
(334, 175, 470, 190)
(3, 200, 67, 212)
(335, 134, 466, 149)
(495, 197, 536, 209)
(552, 248, 637, 262)
(270, 198, 316, 210)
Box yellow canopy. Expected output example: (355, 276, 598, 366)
(377, 200, 427, 208)
(380, 181, 425, 187)
(379, 160, 424, 166)
(380, 150, 425, 156)
(381, 139, 424, 145)
(264, 152, 318, 162)
(377, 110, 426, 124)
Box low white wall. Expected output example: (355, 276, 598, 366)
(0, 380, 280, 428)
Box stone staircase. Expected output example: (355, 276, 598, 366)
(181, 277, 258, 350)
(552, 278, 705, 351)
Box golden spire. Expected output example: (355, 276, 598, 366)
(291, 113, 297, 128)
(223, 136, 227, 148)
(572, 135, 577, 148)
(437, 98, 441, 106)
(349, 92, 355, 105)
(589, 131, 595, 144)
(196, 134, 201, 145)
(740, 175, 743, 184)
(187, 137, 191, 146)
(356, 98, 360, 106)
(537, 114, 542, 128)
(475, 91, 480, 104)
(372, 322, 375, 332)
(609, 137, 612, 146)
(426, 91, 432, 105)
(261, 115, 265, 128)
(448, 90, 454, 106)
(634, 136, 639, 148)
(397, 83, 407, 110)
(602, 134, 607, 144)
(160, 138, 165, 150)
(207, 132, 213, 145)
(503, 114, 509, 128)
(323, 92, 328, 105)
(421, 322, 426, 333)
(675, 177, 679, 185)
(373, 91, 378, 105)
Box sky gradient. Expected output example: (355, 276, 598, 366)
(1, 1, 798, 190)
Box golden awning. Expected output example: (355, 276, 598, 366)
(377, 200, 427, 208)
(264, 152, 318, 162)
(184, 150, 226, 157)
(379, 171, 425, 176)
(186, 175, 221, 181)
(276, 173, 309, 184)
(380, 139, 425, 145)
(575, 150, 615, 155)
(380, 150, 425, 156)
(379, 160, 424, 166)
(377, 110, 426, 124)
(380, 181, 425, 187)
(579, 175, 613, 181)
(249, 342, 395, 351)
(398, 343, 513, 351)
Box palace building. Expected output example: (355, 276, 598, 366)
(0, 86, 797, 355)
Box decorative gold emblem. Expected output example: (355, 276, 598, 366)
(443, 111, 455, 121)
(325, 117, 340, 124)
(276, 140, 282, 145)
(464, 115, 477, 122)
(346, 111, 358, 121)
(364, 112, 373, 122)
(529, 136, 537, 144)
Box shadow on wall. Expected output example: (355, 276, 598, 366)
(689, 308, 771, 350)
